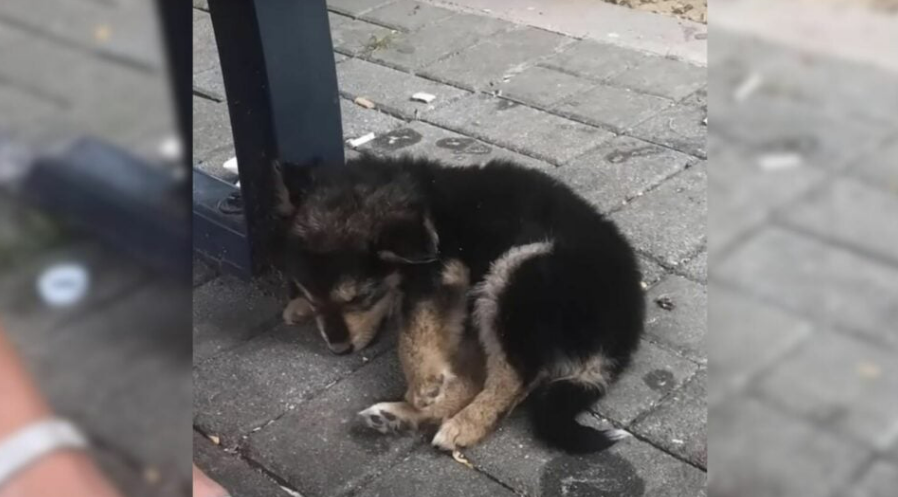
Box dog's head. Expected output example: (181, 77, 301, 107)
(275, 157, 439, 354)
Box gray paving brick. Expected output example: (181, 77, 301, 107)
(193, 145, 236, 182)
(708, 284, 812, 404)
(556, 136, 692, 213)
(193, 96, 233, 161)
(357, 448, 516, 497)
(780, 177, 898, 266)
(539, 39, 645, 81)
(421, 27, 571, 91)
(643, 275, 706, 363)
(552, 84, 672, 132)
(193, 66, 224, 102)
(612, 165, 706, 268)
(194, 322, 394, 439)
(192, 256, 217, 287)
(715, 96, 888, 169)
(360, 0, 455, 32)
(95, 445, 183, 497)
(850, 461, 898, 497)
(426, 94, 613, 164)
(717, 227, 898, 348)
(679, 250, 706, 283)
(244, 352, 416, 497)
(193, 0, 208, 10)
(682, 87, 707, 108)
(0, 0, 105, 52)
(0, 82, 60, 129)
(638, 255, 667, 288)
(366, 12, 512, 70)
(631, 104, 707, 158)
(609, 57, 705, 101)
(194, 432, 292, 497)
(192, 276, 282, 362)
(336, 58, 468, 118)
(632, 370, 707, 468)
(329, 12, 396, 57)
(193, 9, 218, 74)
(467, 412, 706, 497)
(852, 134, 898, 191)
(340, 98, 405, 141)
(357, 120, 551, 171)
(498, 65, 595, 109)
(593, 340, 699, 425)
(754, 330, 898, 449)
(710, 396, 869, 497)
(328, 0, 397, 16)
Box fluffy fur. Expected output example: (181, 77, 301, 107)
(277, 154, 645, 453)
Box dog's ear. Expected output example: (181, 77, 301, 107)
(376, 214, 439, 264)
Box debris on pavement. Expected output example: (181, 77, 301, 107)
(452, 450, 475, 469)
(757, 152, 803, 171)
(411, 92, 436, 104)
(208, 434, 221, 445)
(354, 96, 376, 109)
(222, 156, 238, 173)
(857, 362, 882, 380)
(733, 72, 764, 102)
(347, 133, 376, 148)
(37, 263, 90, 308)
(654, 296, 676, 311)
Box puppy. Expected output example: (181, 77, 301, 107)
(276, 154, 645, 453)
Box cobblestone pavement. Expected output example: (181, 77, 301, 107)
(193, 1, 706, 496)
(709, 28, 898, 497)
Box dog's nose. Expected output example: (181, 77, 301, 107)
(328, 341, 353, 355)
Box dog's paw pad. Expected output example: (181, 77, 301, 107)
(358, 403, 409, 434)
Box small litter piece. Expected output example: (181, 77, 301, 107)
(857, 362, 882, 380)
(94, 24, 111, 42)
(38, 263, 90, 308)
(654, 296, 676, 311)
(671, 439, 685, 445)
(222, 156, 238, 173)
(280, 486, 302, 497)
(143, 467, 161, 484)
(208, 434, 221, 445)
(640, 281, 649, 290)
(354, 96, 376, 109)
(347, 133, 376, 148)
(452, 450, 474, 469)
(757, 152, 803, 171)
(733, 73, 763, 102)
(411, 92, 436, 104)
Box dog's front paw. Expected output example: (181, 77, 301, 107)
(431, 413, 487, 451)
(283, 297, 313, 325)
(358, 402, 415, 434)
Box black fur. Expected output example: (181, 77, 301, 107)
(282, 154, 645, 452)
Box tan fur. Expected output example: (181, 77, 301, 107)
(282, 297, 314, 325)
(343, 273, 402, 350)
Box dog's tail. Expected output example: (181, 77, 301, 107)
(528, 380, 629, 454)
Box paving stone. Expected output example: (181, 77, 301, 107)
(539, 39, 645, 82)
(708, 284, 812, 404)
(194, 432, 292, 497)
(780, 177, 898, 266)
(95, 445, 185, 497)
(357, 448, 517, 497)
(358, 120, 551, 171)
(498, 65, 595, 109)
(329, 12, 396, 57)
(715, 95, 888, 169)
(192, 256, 217, 287)
(193, 9, 219, 74)
(193, 0, 208, 10)
(422, 27, 571, 90)
(754, 330, 898, 449)
(556, 136, 691, 213)
(851, 134, 898, 191)
(593, 340, 699, 425)
(638, 255, 666, 288)
(328, 0, 397, 16)
(717, 227, 898, 348)
(467, 412, 706, 497)
(360, 0, 455, 32)
(609, 56, 705, 101)
(366, 12, 512, 70)
(643, 275, 706, 363)
(244, 352, 416, 497)
(631, 104, 707, 158)
(632, 370, 707, 468)
(193, 145, 237, 182)
(552, 84, 672, 132)
(340, 98, 405, 141)
(0, 0, 108, 52)
(426, 94, 613, 164)
(849, 461, 898, 497)
(336, 58, 468, 118)
(193, 96, 233, 161)
(708, 143, 826, 253)
(681, 87, 707, 107)
(194, 321, 395, 439)
(193, 66, 225, 102)
(679, 250, 706, 283)
(192, 275, 282, 362)
(709, 396, 869, 497)
(0, 82, 60, 129)
(612, 165, 706, 268)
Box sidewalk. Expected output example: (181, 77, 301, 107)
(193, 1, 707, 496)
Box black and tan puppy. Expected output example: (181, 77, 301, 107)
(276, 154, 645, 453)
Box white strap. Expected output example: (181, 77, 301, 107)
(0, 418, 89, 486)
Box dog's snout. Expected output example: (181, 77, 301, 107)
(327, 341, 353, 355)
